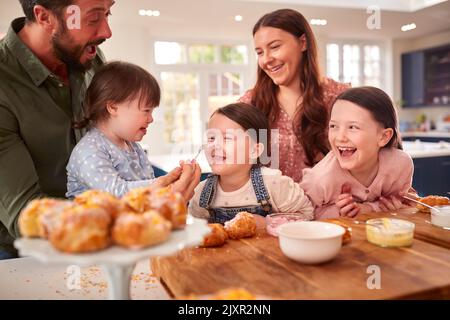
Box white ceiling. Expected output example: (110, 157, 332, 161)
(240, 0, 448, 12)
(0, 0, 449, 40)
(108, 0, 450, 40)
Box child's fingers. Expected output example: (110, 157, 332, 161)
(186, 164, 201, 200)
(386, 196, 400, 211)
(336, 193, 352, 201)
(172, 164, 201, 201)
(340, 204, 359, 218)
(379, 197, 396, 211)
(151, 167, 182, 188)
(346, 205, 360, 218)
(378, 202, 389, 212)
(341, 183, 352, 194)
(340, 203, 357, 216)
(339, 203, 353, 216)
(390, 196, 404, 210)
(335, 196, 354, 209)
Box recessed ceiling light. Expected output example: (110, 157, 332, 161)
(310, 19, 327, 26)
(235, 15, 243, 22)
(139, 9, 161, 17)
(401, 23, 416, 32)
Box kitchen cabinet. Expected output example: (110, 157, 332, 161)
(412, 156, 450, 196)
(402, 51, 425, 107)
(402, 44, 450, 108)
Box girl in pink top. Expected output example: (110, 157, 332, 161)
(300, 87, 415, 219)
(240, 9, 349, 183)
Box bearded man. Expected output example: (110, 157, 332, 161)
(0, 0, 115, 259)
(0, 1, 201, 260)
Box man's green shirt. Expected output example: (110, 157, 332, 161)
(0, 18, 105, 253)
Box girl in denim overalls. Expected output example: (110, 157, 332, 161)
(189, 103, 314, 224)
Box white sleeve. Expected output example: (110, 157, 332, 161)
(270, 175, 314, 220)
(188, 183, 210, 220)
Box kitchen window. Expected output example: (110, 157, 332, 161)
(326, 41, 383, 89)
(153, 41, 249, 148)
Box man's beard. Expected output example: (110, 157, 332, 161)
(52, 24, 104, 72)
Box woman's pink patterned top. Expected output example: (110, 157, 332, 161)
(239, 78, 350, 183)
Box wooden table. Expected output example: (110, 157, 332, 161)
(151, 212, 450, 299)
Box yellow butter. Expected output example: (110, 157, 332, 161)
(366, 218, 414, 247)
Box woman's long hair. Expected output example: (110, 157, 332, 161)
(251, 9, 328, 166)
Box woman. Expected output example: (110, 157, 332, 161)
(240, 8, 350, 182)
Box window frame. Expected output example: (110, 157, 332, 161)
(326, 39, 386, 90)
(149, 38, 254, 149)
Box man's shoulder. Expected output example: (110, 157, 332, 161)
(0, 41, 23, 84)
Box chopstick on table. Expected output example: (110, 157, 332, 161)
(402, 195, 440, 213)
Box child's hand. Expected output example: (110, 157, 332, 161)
(172, 161, 201, 201)
(336, 193, 360, 218)
(152, 167, 182, 189)
(378, 195, 409, 212)
(397, 190, 420, 207)
(336, 184, 360, 218)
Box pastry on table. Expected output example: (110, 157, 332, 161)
(74, 190, 125, 219)
(19, 198, 73, 238)
(224, 212, 257, 240)
(416, 195, 450, 213)
(112, 210, 172, 249)
(47, 205, 112, 253)
(148, 187, 187, 229)
(201, 223, 228, 247)
(123, 186, 187, 229)
(122, 186, 153, 213)
(321, 219, 352, 245)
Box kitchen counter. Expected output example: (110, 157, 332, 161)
(0, 257, 170, 300)
(402, 131, 450, 139)
(403, 140, 450, 158)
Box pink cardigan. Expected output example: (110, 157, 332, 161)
(299, 148, 414, 219)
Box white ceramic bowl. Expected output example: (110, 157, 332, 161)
(277, 221, 345, 264)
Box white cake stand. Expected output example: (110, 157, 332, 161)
(14, 216, 210, 300)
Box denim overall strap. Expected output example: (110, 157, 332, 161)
(198, 174, 218, 209)
(250, 166, 272, 214)
(198, 168, 273, 224)
(209, 206, 269, 224)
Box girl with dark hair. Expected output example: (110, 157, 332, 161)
(66, 61, 200, 198)
(189, 102, 313, 223)
(240, 8, 350, 183)
(300, 87, 415, 219)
